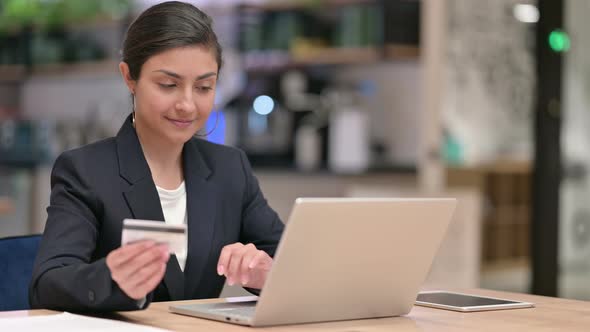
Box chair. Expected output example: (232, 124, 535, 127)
(0, 234, 41, 311)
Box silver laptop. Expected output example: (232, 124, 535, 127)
(169, 197, 456, 326)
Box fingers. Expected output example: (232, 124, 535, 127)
(217, 243, 245, 282)
(140, 262, 167, 297)
(228, 243, 254, 285)
(107, 240, 156, 269)
(217, 243, 238, 276)
(243, 251, 272, 289)
(106, 242, 169, 300)
(114, 244, 169, 281)
(126, 261, 168, 300)
(239, 250, 259, 285)
(249, 250, 269, 270)
(122, 245, 169, 287)
(218, 243, 271, 287)
(127, 262, 166, 293)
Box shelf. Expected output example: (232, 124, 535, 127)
(0, 65, 27, 83)
(240, 0, 376, 12)
(31, 60, 120, 77)
(1, 60, 120, 81)
(243, 45, 419, 72)
(385, 44, 420, 60)
(244, 47, 384, 72)
(447, 159, 531, 175)
(481, 256, 529, 275)
(293, 47, 380, 65)
(0, 16, 124, 37)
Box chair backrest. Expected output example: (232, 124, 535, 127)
(0, 234, 41, 311)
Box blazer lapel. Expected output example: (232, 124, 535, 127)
(116, 116, 185, 301)
(181, 139, 218, 298)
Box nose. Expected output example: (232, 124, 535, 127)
(175, 87, 197, 113)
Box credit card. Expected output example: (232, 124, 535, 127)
(121, 219, 187, 254)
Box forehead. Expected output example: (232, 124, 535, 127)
(143, 46, 218, 76)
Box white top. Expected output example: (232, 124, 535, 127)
(156, 181, 188, 271)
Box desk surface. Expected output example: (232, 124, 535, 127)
(2, 289, 589, 331)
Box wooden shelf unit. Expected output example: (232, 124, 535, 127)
(0, 65, 27, 83)
(446, 160, 532, 264)
(292, 46, 380, 65)
(0, 60, 120, 82)
(385, 44, 420, 60)
(30, 60, 119, 77)
(243, 44, 419, 72)
(238, 0, 421, 71)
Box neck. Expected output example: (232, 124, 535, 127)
(135, 123, 184, 190)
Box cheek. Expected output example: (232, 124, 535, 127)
(197, 94, 216, 116)
(142, 87, 174, 115)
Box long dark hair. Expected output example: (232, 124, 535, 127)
(122, 1, 223, 80)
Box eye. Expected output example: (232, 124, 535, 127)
(196, 86, 213, 93)
(158, 83, 176, 89)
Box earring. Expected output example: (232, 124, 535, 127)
(132, 93, 136, 128)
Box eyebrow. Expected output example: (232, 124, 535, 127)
(153, 69, 217, 81)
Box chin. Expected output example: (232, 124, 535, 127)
(166, 132, 196, 145)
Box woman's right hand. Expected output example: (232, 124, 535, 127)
(106, 240, 169, 300)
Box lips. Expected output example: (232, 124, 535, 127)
(165, 117, 195, 128)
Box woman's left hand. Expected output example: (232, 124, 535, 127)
(217, 243, 273, 290)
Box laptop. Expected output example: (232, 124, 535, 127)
(169, 197, 456, 326)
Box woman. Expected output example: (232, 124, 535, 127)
(29, 1, 284, 311)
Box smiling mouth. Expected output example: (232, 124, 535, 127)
(165, 117, 195, 127)
(171, 119, 193, 123)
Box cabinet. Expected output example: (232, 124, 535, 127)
(447, 161, 531, 264)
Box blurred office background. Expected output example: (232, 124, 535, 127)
(0, 0, 587, 300)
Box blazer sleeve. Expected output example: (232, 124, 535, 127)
(29, 152, 149, 311)
(237, 150, 284, 257)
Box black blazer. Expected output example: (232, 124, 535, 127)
(29, 116, 284, 311)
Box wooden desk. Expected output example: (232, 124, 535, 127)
(1, 289, 589, 331)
